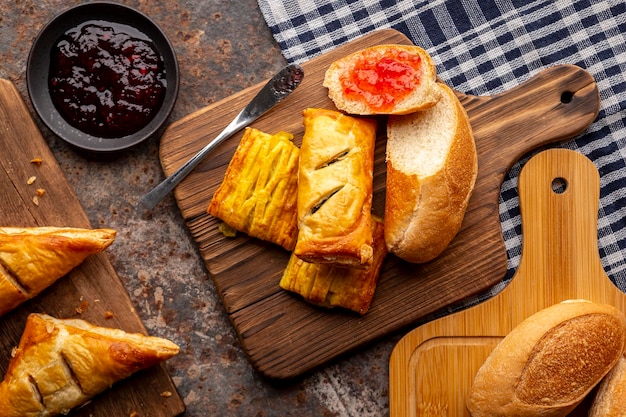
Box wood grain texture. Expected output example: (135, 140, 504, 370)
(159, 29, 600, 379)
(0, 79, 184, 417)
(389, 149, 620, 417)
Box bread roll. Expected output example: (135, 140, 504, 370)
(295, 108, 377, 268)
(589, 352, 626, 417)
(467, 300, 626, 417)
(323, 44, 441, 115)
(384, 82, 477, 263)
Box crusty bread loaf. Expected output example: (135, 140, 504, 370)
(384, 82, 477, 263)
(467, 300, 626, 417)
(589, 352, 626, 417)
(323, 44, 441, 115)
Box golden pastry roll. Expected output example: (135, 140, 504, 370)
(295, 108, 377, 268)
(0, 226, 116, 317)
(207, 128, 300, 251)
(281, 217, 386, 315)
(0, 313, 179, 417)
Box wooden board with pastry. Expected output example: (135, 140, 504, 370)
(159, 29, 601, 379)
(0, 79, 184, 416)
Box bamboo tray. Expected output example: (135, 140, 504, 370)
(389, 148, 623, 416)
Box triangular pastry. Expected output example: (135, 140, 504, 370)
(0, 313, 180, 417)
(0, 227, 116, 316)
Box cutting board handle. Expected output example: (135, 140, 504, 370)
(459, 64, 600, 176)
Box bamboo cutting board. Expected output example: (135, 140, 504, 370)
(0, 79, 184, 417)
(389, 148, 623, 416)
(158, 29, 600, 379)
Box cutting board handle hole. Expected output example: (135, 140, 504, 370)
(561, 91, 574, 103)
(552, 177, 568, 194)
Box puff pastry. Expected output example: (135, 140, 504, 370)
(207, 127, 300, 251)
(0, 313, 179, 417)
(281, 217, 386, 315)
(0, 227, 116, 316)
(295, 108, 377, 268)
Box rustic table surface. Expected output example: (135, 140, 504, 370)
(1, 1, 396, 416)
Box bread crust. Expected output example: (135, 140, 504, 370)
(0, 227, 116, 316)
(589, 353, 626, 417)
(467, 300, 626, 417)
(0, 313, 179, 417)
(323, 44, 441, 115)
(384, 83, 477, 263)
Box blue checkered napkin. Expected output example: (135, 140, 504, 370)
(258, 0, 626, 309)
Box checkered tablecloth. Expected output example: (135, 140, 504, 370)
(257, 0, 626, 312)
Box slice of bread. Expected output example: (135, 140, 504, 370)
(323, 44, 441, 115)
(384, 82, 477, 263)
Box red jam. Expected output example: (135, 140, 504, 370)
(49, 21, 167, 138)
(340, 48, 422, 112)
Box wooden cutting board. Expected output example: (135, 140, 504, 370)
(0, 79, 184, 416)
(158, 29, 600, 379)
(389, 148, 623, 416)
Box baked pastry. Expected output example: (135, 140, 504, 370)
(295, 108, 377, 268)
(0, 313, 179, 417)
(589, 352, 626, 417)
(467, 300, 626, 417)
(385, 82, 477, 263)
(323, 44, 441, 115)
(207, 127, 299, 251)
(0, 227, 116, 316)
(280, 217, 386, 315)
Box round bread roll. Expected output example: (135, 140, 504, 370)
(323, 44, 441, 115)
(384, 82, 477, 263)
(467, 300, 626, 417)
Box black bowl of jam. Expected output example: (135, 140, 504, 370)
(27, 1, 179, 153)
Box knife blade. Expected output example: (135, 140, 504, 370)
(139, 63, 304, 210)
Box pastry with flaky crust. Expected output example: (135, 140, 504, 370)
(281, 217, 386, 315)
(295, 108, 377, 268)
(0, 313, 179, 417)
(207, 127, 300, 251)
(0, 227, 116, 316)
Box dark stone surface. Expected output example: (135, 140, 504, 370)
(1, 1, 398, 415)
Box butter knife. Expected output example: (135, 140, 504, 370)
(139, 63, 305, 210)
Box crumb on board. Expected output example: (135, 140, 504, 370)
(75, 300, 89, 314)
(32, 196, 39, 206)
(218, 222, 237, 237)
(160, 391, 173, 398)
(30, 157, 42, 166)
(36, 188, 45, 196)
(104, 310, 114, 319)
(27, 175, 36, 185)
(130, 411, 139, 417)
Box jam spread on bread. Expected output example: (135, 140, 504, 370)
(339, 47, 422, 112)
